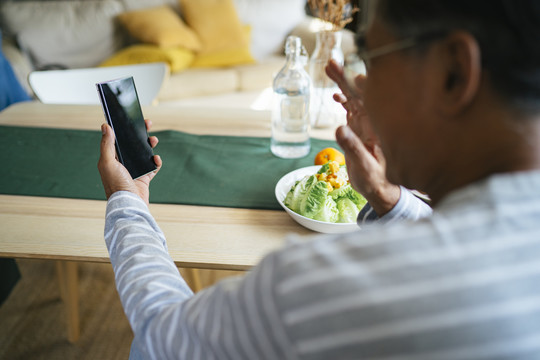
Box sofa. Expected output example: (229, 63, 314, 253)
(0, 0, 356, 107)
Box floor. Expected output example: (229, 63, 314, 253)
(0, 259, 242, 359)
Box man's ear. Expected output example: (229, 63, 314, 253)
(436, 31, 482, 116)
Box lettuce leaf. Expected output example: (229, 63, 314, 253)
(285, 167, 368, 224)
(313, 196, 339, 223)
(299, 180, 329, 218)
(337, 198, 359, 223)
(284, 175, 316, 213)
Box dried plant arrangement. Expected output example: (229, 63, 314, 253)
(307, 0, 359, 31)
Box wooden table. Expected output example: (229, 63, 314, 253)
(0, 101, 337, 341)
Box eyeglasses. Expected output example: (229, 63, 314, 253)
(357, 37, 418, 70)
(345, 32, 447, 77)
(343, 37, 419, 84)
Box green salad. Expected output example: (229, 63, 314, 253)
(284, 161, 367, 223)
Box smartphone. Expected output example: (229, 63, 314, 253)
(96, 76, 157, 179)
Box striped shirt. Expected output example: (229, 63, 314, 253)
(357, 185, 433, 224)
(105, 170, 540, 359)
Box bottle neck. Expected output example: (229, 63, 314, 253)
(283, 36, 304, 69)
(316, 30, 343, 48)
(285, 49, 304, 69)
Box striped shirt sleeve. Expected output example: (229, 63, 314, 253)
(105, 170, 540, 360)
(357, 186, 432, 225)
(104, 191, 294, 360)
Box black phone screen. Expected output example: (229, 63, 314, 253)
(96, 77, 157, 179)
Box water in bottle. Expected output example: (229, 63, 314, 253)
(271, 36, 311, 159)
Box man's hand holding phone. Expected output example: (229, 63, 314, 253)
(98, 119, 161, 205)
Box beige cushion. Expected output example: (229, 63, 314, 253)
(235, 56, 284, 91)
(159, 57, 286, 101)
(158, 68, 238, 100)
(121, 0, 180, 12)
(0, 1, 126, 69)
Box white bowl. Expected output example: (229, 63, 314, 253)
(275, 166, 361, 234)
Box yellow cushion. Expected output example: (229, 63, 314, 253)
(191, 25, 255, 68)
(181, 0, 247, 54)
(99, 44, 195, 73)
(117, 5, 201, 50)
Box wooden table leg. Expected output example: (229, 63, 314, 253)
(182, 268, 202, 292)
(55, 260, 80, 343)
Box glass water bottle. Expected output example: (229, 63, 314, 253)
(271, 36, 311, 159)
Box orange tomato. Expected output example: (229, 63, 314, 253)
(314, 147, 345, 166)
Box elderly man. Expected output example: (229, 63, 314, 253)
(98, 1, 540, 358)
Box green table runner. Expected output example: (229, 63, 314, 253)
(0, 125, 338, 210)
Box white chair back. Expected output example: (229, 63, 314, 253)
(28, 62, 169, 106)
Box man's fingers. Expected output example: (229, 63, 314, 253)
(354, 74, 367, 91)
(372, 143, 386, 168)
(100, 123, 116, 162)
(333, 93, 347, 104)
(335, 125, 370, 160)
(326, 59, 353, 95)
(326, 59, 367, 100)
(149, 135, 159, 148)
(333, 93, 351, 112)
(140, 155, 162, 183)
(345, 74, 366, 98)
(325, 59, 344, 80)
(145, 118, 152, 132)
(154, 155, 162, 170)
(326, 59, 345, 80)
